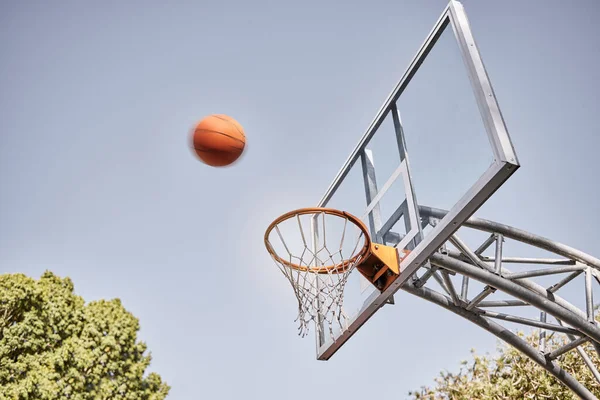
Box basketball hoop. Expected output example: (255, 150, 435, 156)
(264, 208, 408, 340)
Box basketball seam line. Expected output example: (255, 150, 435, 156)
(212, 115, 246, 139)
(194, 146, 243, 152)
(195, 128, 245, 145)
(194, 142, 244, 151)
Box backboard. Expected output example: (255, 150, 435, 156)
(314, 0, 519, 360)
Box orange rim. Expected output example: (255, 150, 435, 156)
(264, 207, 371, 274)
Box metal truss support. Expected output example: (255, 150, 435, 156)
(403, 282, 597, 400)
(399, 206, 600, 399)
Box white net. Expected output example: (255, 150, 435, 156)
(265, 209, 369, 340)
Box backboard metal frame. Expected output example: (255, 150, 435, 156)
(315, 0, 519, 360)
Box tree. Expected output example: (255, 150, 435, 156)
(0, 271, 170, 399)
(410, 317, 600, 399)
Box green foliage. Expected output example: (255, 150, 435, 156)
(410, 319, 600, 399)
(0, 272, 170, 399)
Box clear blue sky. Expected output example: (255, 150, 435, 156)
(1, 0, 599, 398)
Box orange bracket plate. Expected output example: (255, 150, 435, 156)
(356, 244, 410, 292)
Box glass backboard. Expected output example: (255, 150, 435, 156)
(315, 0, 519, 360)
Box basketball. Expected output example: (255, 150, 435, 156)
(191, 114, 246, 167)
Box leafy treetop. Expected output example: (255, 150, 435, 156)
(0, 271, 170, 400)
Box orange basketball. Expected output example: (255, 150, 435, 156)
(191, 114, 246, 167)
